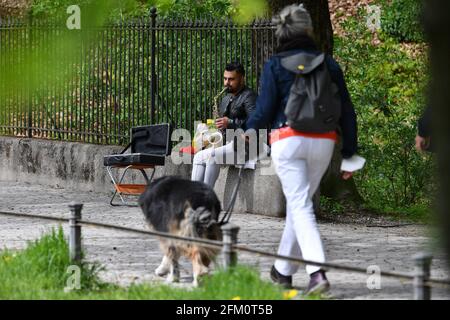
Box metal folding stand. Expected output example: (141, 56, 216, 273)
(106, 164, 156, 206)
(219, 165, 244, 225)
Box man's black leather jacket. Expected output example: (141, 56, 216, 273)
(219, 86, 257, 130)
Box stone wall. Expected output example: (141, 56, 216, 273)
(0, 136, 285, 217)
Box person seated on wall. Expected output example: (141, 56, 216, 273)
(191, 62, 257, 188)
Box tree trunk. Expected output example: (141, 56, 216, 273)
(267, 0, 363, 210)
(422, 0, 450, 267)
(267, 0, 334, 54)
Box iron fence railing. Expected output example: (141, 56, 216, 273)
(0, 10, 276, 145)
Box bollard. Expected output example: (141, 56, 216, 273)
(221, 223, 240, 269)
(69, 202, 83, 264)
(413, 252, 433, 300)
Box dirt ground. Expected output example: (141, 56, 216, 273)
(0, 181, 449, 300)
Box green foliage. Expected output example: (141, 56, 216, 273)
(380, 0, 425, 43)
(334, 15, 433, 213)
(320, 197, 345, 216)
(156, 0, 233, 20)
(29, 0, 235, 20)
(29, 0, 267, 22)
(30, 0, 91, 18)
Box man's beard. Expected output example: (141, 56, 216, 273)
(226, 85, 240, 94)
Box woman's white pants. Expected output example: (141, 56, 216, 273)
(270, 135, 335, 275)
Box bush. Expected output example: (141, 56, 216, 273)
(334, 15, 433, 213)
(381, 0, 425, 43)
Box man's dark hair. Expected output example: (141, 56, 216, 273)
(225, 62, 245, 76)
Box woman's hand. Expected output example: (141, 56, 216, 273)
(415, 135, 430, 152)
(342, 171, 353, 180)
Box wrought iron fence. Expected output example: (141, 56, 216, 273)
(0, 10, 276, 145)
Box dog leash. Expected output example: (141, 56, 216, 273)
(219, 166, 244, 225)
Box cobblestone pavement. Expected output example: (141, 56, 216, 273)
(0, 181, 449, 300)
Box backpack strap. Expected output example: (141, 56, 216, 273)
(273, 51, 294, 57)
(281, 52, 325, 75)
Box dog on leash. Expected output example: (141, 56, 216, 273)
(138, 176, 222, 286)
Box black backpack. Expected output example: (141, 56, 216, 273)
(281, 52, 341, 133)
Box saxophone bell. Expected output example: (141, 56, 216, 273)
(207, 131, 223, 146)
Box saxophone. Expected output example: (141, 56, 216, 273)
(204, 87, 228, 148)
(193, 87, 228, 151)
(212, 86, 228, 120)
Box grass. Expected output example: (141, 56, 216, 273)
(372, 203, 435, 225)
(0, 228, 321, 300)
(0, 227, 105, 300)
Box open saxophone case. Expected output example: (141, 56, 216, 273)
(104, 123, 172, 206)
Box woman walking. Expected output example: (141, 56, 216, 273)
(245, 4, 358, 294)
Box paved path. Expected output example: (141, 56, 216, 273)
(0, 181, 449, 299)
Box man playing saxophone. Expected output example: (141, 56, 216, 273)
(191, 62, 257, 187)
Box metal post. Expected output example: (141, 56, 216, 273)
(413, 252, 433, 300)
(150, 7, 157, 125)
(221, 223, 240, 269)
(69, 202, 83, 264)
